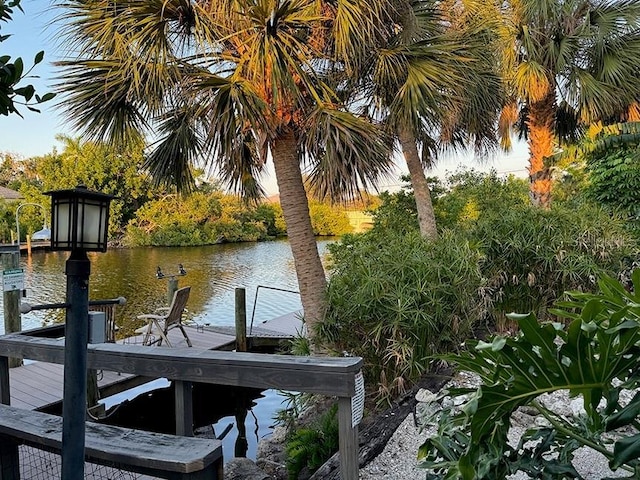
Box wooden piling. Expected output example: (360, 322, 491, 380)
(235, 288, 247, 352)
(1, 245, 22, 368)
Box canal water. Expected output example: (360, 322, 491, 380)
(2, 238, 334, 462)
(3, 238, 332, 335)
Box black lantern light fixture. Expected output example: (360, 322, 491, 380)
(44, 185, 114, 480)
(48, 185, 113, 252)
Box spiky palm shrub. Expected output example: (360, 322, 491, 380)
(472, 202, 637, 329)
(319, 229, 484, 403)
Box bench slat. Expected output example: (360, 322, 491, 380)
(0, 405, 222, 475)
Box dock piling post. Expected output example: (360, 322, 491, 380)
(235, 288, 247, 352)
(167, 277, 178, 305)
(1, 245, 22, 368)
(175, 380, 194, 437)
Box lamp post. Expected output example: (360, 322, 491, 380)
(15, 202, 51, 247)
(45, 185, 113, 480)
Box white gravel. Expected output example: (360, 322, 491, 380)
(359, 414, 426, 480)
(359, 375, 631, 480)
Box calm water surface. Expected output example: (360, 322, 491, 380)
(2, 239, 333, 336)
(2, 238, 334, 461)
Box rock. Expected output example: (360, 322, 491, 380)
(256, 426, 288, 480)
(225, 458, 270, 480)
(415, 388, 437, 403)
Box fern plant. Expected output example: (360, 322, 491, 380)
(285, 404, 339, 479)
(419, 270, 640, 479)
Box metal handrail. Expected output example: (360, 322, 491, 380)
(20, 297, 126, 314)
(249, 285, 299, 335)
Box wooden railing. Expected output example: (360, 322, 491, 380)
(0, 332, 364, 479)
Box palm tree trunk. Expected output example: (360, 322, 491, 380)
(271, 128, 327, 338)
(526, 90, 555, 208)
(399, 129, 438, 239)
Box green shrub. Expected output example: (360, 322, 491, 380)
(420, 271, 640, 479)
(434, 169, 529, 231)
(319, 229, 484, 403)
(285, 404, 339, 480)
(125, 192, 282, 246)
(471, 202, 637, 329)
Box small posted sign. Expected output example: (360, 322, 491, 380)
(3, 268, 24, 292)
(351, 371, 365, 427)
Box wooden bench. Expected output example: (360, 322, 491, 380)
(0, 404, 223, 480)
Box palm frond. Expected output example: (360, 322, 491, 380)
(302, 107, 394, 201)
(145, 106, 202, 193)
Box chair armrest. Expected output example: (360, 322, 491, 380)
(137, 314, 166, 320)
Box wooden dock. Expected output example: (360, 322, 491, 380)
(7, 311, 303, 412)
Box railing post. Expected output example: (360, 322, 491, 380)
(175, 380, 194, 437)
(338, 396, 359, 480)
(0, 355, 19, 479)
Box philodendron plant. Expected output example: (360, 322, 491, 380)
(419, 270, 640, 479)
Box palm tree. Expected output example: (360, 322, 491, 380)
(363, 0, 502, 238)
(486, 0, 640, 207)
(54, 0, 396, 335)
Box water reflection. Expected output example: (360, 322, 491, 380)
(1, 239, 333, 336)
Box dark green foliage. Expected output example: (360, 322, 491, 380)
(419, 271, 640, 479)
(586, 144, 640, 218)
(369, 175, 444, 235)
(125, 193, 285, 246)
(285, 404, 339, 480)
(320, 229, 484, 403)
(0, 0, 54, 116)
(434, 168, 528, 231)
(473, 202, 636, 327)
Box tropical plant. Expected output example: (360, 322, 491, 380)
(286, 404, 339, 480)
(363, 0, 502, 238)
(419, 271, 640, 479)
(54, 0, 397, 335)
(319, 229, 484, 404)
(0, 0, 54, 116)
(434, 168, 528, 231)
(481, 0, 640, 207)
(586, 146, 640, 218)
(471, 201, 637, 329)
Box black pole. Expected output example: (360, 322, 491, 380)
(61, 249, 91, 480)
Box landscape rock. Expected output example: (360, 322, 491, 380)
(256, 425, 288, 480)
(224, 457, 270, 480)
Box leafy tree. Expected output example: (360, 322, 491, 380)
(307, 201, 352, 236)
(54, 0, 397, 333)
(126, 192, 285, 247)
(586, 144, 640, 218)
(481, 0, 640, 207)
(34, 136, 155, 236)
(0, 0, 54, 116)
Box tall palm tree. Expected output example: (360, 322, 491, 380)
(54, 0, 396, 334)
(363, 0, 502, 238)
(485, 0, 640, 207)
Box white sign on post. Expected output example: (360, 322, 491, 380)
(3, 268, 24, 292)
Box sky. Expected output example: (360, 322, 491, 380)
(0, 0, 530, 195)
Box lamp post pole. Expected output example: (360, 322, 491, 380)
(46, 185, 114, 480)
(61, 249, 91, 479)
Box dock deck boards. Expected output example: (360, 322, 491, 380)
(6, 314, 304, 411)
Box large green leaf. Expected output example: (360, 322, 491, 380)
(423, 272, 640, 478)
